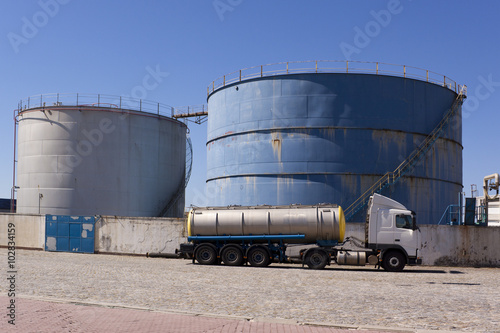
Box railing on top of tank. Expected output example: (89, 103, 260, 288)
(207, 60, 459, 96)
(17, 93, 177, 118)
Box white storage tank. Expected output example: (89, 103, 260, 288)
(15, 94, 187, 217)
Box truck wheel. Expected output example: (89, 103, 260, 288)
(195, 244, 218, 265)
(382, 251, 406, 272)
(221, 246, 244, 266)
(305, 249, 328, 270)
(247, 247, 271, 267)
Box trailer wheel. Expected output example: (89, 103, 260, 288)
(247, 247, 271, 267)
(382, 251, 406, 272)
(221, 246, 244, 266)
(195, 244, 218, 265)
(305, 249, 328, 270)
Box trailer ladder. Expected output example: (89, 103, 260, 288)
(344, 85, 467, 222)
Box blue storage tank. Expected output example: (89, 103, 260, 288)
(206, 61, 462, 224)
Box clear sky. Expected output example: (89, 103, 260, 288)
(0, 0, 499, 208)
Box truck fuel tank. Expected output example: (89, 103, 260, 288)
(337, 251, 366, 266)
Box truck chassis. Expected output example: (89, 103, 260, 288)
(178, 234, 421, 272)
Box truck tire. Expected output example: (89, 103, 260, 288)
(305, 249, 328, 270)
(247, 247, 271, 267)
(382, 251, 406, 272)
(195, 244, 218, 265)
(221, 245, 244, 266)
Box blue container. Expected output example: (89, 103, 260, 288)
(206, 70, 462, 224)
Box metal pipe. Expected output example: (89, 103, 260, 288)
(484, 173, 500, 200)
(11, 109, 18, 213)
(146, 252, 181, 259)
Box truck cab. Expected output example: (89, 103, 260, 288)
(366, 194, 422, 271)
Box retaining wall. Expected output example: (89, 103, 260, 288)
(1, 213, 499, 266)
(95, 216, 186, 255)
(0, 213, 45, 249)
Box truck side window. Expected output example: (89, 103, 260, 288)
(396, 214, 413, 230)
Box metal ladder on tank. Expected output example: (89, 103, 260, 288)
(344, 85, 467, 222)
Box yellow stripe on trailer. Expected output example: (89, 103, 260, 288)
(338, 205, 346, 242)
(187, 209, 193, 237)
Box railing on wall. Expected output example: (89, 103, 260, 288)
(207, 60, 460, 96)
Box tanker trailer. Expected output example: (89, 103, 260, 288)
(177, 194, 422, 271)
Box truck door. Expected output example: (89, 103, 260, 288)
(394, 214, 419, 257)
(374, 208, 395, 245)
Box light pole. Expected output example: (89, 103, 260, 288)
(38, 193, 43, 214)
(10, 186, 19, 213)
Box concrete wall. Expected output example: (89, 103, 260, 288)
(96, 216, 186, 255)
(419, 225, 500, 267)
(1, 213, 499, 267)
(0, 214, 187, 254)
(0, 213, 45, 249)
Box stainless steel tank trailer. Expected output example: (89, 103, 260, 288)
(177, 194, 422, 272)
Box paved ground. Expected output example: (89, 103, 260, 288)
(0, 296, 390, 333)
(0, 249, 499, 332)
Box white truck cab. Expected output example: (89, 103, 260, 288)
(366, 194, 421, 271)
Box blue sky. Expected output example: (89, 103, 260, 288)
(0, 0, 499, 207)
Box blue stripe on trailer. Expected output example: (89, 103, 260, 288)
(188, 234, 306, 242)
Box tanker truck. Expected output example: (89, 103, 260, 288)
(177, 194, 422, 271)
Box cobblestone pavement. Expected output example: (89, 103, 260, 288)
(1, 249, 499, 332)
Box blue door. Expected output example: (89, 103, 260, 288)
(45, 215, 95, 253)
